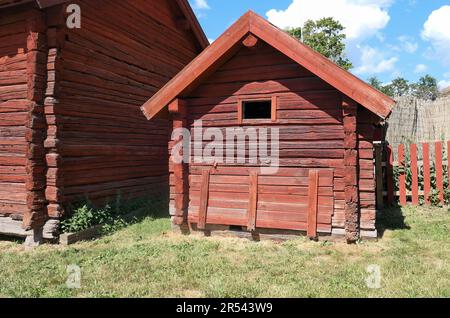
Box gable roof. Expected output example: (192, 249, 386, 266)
(141, 10, 396, 120)
(0, 0, 209, 49)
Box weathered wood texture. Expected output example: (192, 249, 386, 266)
(342, 98, 360, 243)
(0, 7, 30, 219)
(184, 42, 342, 233)
(52, 0, 202, 211)
(357, 108, 377, 234)
(1, 0, 205, 233)
(24, 8, 48, 229)
(167, 41, 378, 236)
(188, 167, 334, 233)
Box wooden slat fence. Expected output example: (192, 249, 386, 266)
(375, 141, 450, 208)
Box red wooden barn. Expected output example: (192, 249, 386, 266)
(141, 11, 396, 242)
(0, 0, 207, 242)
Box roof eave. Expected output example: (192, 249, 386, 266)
(141, 10, 396, 120)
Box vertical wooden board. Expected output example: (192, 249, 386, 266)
(197, 169, 211, 230)
(410, 144, 419, 205)
(448, 141, 450, 195)
(423, 143, 431, 204)
(247, 171, 258, 231)
(435, 142, 444, 204)
(271, 95, 278, 122)
(386, 145, 394, 206)
(237, 99, 243, 125)
(307, 170, 319, 239)
(375, 143, 384, 209)
(398, 144, 407, 206)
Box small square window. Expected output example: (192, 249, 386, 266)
(242, 100, 272, 120)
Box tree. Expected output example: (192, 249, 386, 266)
(368, 77, 383, 91)
(388, 77, 410, 97)
(411, 75, 439, 100)
(367, 76, 394, 97)
(287, 17, 353, 70)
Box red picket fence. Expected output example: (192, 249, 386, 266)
(375, 141, 450, 208)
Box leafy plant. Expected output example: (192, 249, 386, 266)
(61, 194, 168, 234)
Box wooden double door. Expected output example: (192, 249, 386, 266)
(188, 166, 334, 236)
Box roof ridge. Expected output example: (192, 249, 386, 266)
(141, 11, 395, 120)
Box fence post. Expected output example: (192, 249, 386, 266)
(387, 145, 394, 206)
(436, 142, 444, 204)
(398, 144, 407, 206)
(448, 141, 450, 198)
(375, 143, 384, 209)
(410, 144, 419, 205)
(423, 143, 431, 204)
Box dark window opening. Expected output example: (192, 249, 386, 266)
(243, 100, 272, 120)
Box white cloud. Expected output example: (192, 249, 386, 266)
(397, 36, 418, 53)
(422, 5, 450, 66)
(414, 64, 427, 74)
(353, 45, 398, 75)
(438, 73, 450, 89)
(438, 80, 450, 89)
(193, 0, 210, 10)
(266, 0, 393, 41)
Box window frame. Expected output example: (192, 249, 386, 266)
(237, 95, 278, 125)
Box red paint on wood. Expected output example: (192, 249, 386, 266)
(247, 171, 258, 231)
(386, 145, 394, 206)
(197, 169, 211, 230)
(271, 95, 278, 122)
(398, 144, 407, 206)
(307, 170, 319, 239)
(448, 141, 450, 195)
(141, 11, 395, 120)
(410, 144, 419, 205)
(423, 143, 431, 204)
(435, 142, 444, 204)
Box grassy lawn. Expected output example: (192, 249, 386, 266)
(0, 205, 448, 298)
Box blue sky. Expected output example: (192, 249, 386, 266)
(189, 0, 450, 89)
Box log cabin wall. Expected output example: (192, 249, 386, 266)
(179, 41, 343, 235)
(172, 41, 378, 236)
(52, 0, 202, 213)
(0, 6, 31, 221)
(358, 108, 377, 236)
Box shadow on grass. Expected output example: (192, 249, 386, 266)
(0, 235, 23, 244)
(376, 206, 411, 238)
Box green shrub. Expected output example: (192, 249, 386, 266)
(61, 194, 168, 234)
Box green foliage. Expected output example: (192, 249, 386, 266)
(368, 75, 439, 100)
(61, 194, 167, 234)
(411, 75, 439, 100)
(287, 17, 353, 70)
(389, 78, 411, 97)
(60, 204, 112, 233)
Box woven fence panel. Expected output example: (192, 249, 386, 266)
(386, 96, 450, 148)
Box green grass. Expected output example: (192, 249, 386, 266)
(0, 206, 449, 298)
